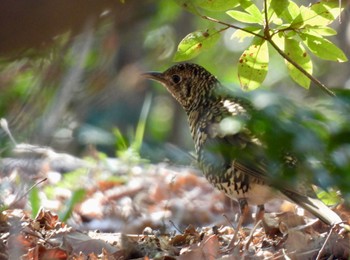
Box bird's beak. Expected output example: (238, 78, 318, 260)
(142, 72, 167, 85)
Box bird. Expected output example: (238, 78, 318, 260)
(143, 63, 343, 227)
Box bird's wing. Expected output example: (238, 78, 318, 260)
(206, 125, 306, 192)
(203, 126, 269, 182)
(202, 95, 312, 195)
(211, 130, 343, 225)
(224, 131, 269, 180)
(202, 95, 344, 226)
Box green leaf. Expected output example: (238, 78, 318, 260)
(173, 28, 221, 61)
(311, 0, 343, 23)
(268, 0, 289, 17)
(284, 38, 312, 89)
(279, 1, 300, 23)
(239, 0, 263, 19)
(291, 7, 314, 28)
(231, 27, 261, 42)
(132, 93, 152, 153)
(301, 33, 347, 62)
(292, 1, 343, 28)
(175, 0, 240, 12)
(272, 33, 285, 50)
(174, 0, 198, 14)
(114, 128, 129, 152)
(308, 26, 337, 36)
(59, 189, 86, 222)
(29, 188, 41, 218)
(267, 0, 288, 25)
(238, 38, 269, 90)
(227, 10, 263, 24)
(317, 190, 341, 206)
(195, 0, 239, 11)
(270, 16, 283, 26)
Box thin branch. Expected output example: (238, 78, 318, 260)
(267, 37, 335, 97)
(217, 26, 230, 33)
(263, 0, 269, 33)
(201, 15, 264, 39)
(9, 178, 47, 209)
(169, 220, 183, 234)
(315, 224, 336, 260)
(244, 220, 262, 252)
(200, 11, 336, 97)
(262, 0, 335, 97)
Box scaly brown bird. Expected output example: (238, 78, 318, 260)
(144, 63, 343, 226)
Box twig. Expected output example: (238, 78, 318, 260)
(266, 38, 335, 97)
(295, 248, 325, 259)
(263, 0, 269, 33)
(202, 15, 264, 39)
(282, 249, 292, 260)
(315, 224, 336, 260)
(9, 178, 47, 208)
(200, 234, 219, 259)
(200, 8, 336, 97)
(226, 213, 244, 249)
(202, 234, 217, 247)
(244, 219, 262, 252)
(223, 213, 236, 229)
(169, 220, 183, 234)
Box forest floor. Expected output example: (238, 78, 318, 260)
(1, 145, 350, 259)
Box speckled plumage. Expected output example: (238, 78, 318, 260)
(144, 63, 343, 226)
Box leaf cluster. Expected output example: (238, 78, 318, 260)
(174, 0, 347, 93)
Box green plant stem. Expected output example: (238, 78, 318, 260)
(133, 93, 152, 152)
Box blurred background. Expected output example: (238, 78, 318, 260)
(0, 0, 350, 163)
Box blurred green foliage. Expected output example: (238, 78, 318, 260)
(114, 93, 152, 163)
(224, 88, 350, 197)
(42, 169, 88, 221)
(59, 189, 86, 222)
(0, 0, 350, 198)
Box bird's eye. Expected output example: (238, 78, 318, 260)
(171, 74, 181, 84)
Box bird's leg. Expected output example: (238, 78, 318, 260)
(255, 204, 265, 223)
(227, 202, 264, 251)
(227, 198, 249, 249)
(239, 198, 250, 225)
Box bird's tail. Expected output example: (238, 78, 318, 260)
(283, 191, 342, 226)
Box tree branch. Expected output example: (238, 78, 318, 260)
(201, 15, 264, 39)
(201, 10, 336, 97)
(266, 36, 335, 97)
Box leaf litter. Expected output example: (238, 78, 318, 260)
(0, 145, 350, 259)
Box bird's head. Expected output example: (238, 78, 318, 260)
(144, 63, 219, 111)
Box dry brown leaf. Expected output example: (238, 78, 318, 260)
(335, 203, 350, 224)
(170, 172, 201, 192)
(179, 235, 219, 260)
(98, 179, 123, 191)
(70, 239, 118, 255)
(37, 245, 68, 260)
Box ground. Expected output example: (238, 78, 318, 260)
(0, 145, 349, 259)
